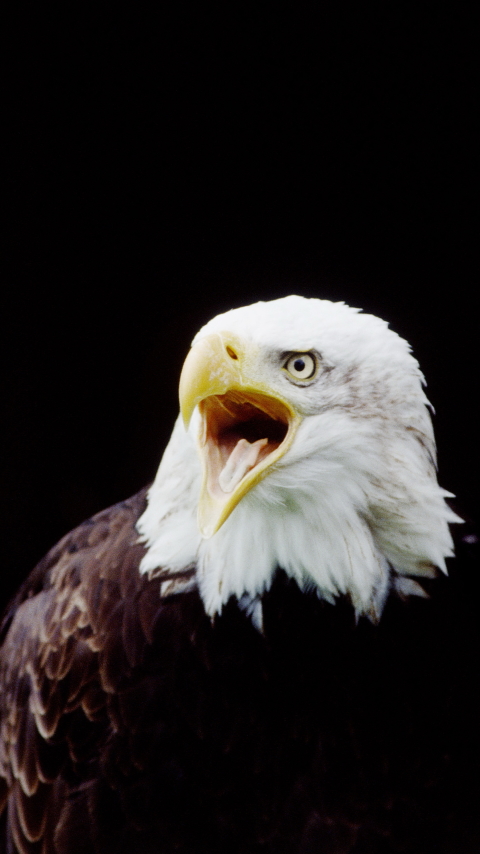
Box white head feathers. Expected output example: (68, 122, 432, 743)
(138, 295, 459, 624)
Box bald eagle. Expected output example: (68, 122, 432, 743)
(0, 296, 478, 853)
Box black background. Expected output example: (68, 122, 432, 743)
(3, 4, 478, 605)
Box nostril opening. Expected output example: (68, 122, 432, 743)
(226, 346, 238, 360)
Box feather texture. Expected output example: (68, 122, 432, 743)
(1, 296, 478, 853)
(139, 297, 458, 618)
(0, 491, 478, 852)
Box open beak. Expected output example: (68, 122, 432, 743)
(179, 332, 302, 538)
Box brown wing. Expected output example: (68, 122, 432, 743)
(0, 487, 173, 854)
(1, 489, 479, 854)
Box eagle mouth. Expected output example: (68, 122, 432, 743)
(199, 391, 290, 500)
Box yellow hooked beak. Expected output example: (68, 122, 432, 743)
(179, 332, 302, 538)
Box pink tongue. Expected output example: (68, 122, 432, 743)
(218, 438, 268, 493)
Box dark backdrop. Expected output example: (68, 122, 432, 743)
(3, 4, 478, 606)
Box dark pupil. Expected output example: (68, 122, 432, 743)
(294, 358, 306, 372)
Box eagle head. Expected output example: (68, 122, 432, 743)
(138, 296, 459, 625)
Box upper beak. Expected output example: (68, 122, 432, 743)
(179, 332, 302, 537)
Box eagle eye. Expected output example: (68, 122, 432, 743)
(284, 352, 317, 381)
